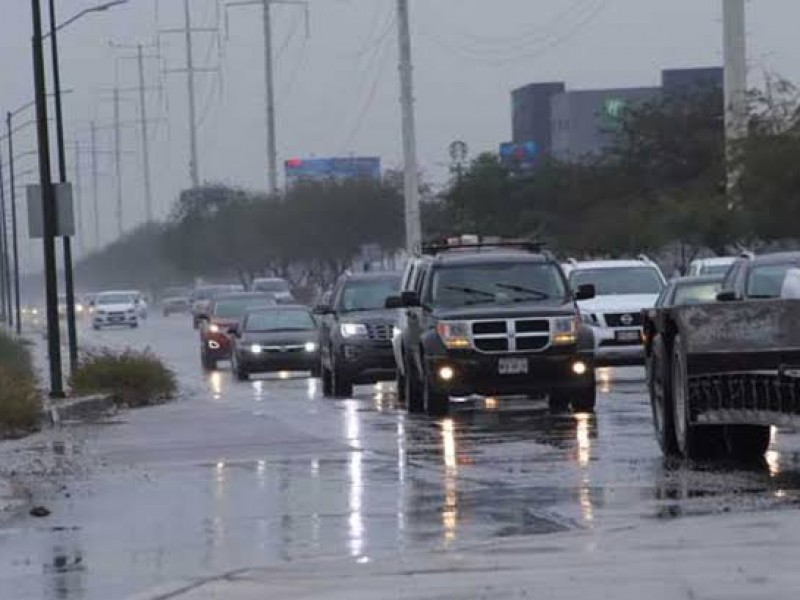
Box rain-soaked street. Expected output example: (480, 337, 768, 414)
(2, 315, 800, 599)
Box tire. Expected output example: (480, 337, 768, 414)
(571, 382, 597, 413)
(423, 364, 449, 417)
(331, 356, 353, 398)
(201, 352, 217, 371)
(725, 425, 770, 462)
(405, 354, 424, 414)
(396, 371, 407, 404)
(92, 324, 101, 331)
(650, 334, 679, 456)
(548, 392, 571, 414)
(672, 335, 723, 460)
(131, 322, 138, 329)
(321, 364, 334, 397)
(231, 352, 249, 381)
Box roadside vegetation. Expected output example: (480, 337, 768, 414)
(70, 349, 178, 408)
(0, 330, 42, 436)
(76, 76, 800, 286)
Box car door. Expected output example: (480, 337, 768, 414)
(393, 260, 418, 376)
(407, 264, 429, 376)
(320, 279, 343, 368)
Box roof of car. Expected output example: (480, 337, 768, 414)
(341, 271, 401, 281)
(690, 257, 736, 266)
(423, 249, 551, 266)
(211, 292, 274, 302)
(244, 304, 309, 313)
(750, 251, 800, 265)
(568, 259, 658, 270)
(670, 275, 724, 286)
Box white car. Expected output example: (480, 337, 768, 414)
(567, 257, 666, 366)
(687, 256, 736, 277)
(119, 289, 148, 319)
(92, 291, 140, 330)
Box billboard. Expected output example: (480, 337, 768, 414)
(285, 156, 381, 186)
(499, 141, 539, 171)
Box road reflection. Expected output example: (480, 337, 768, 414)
(441, 418, 459, 545)
(344, 401, 365, 558)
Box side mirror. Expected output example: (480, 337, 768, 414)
(575, 284, 595, 301)
(313, 304, 332, 315)
(716, 290, 737, 302)
(401, 291, 421, 307)
(385, 295, 403, 309)
(228, 324, 240, 336)
(197, 313, 209, 322)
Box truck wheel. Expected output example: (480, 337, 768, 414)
(201, 352, 217, 371)
(672, 335, 722, 460)
(571, 382, 597, 413)
(423, 364, 449, 417)
(405, 356, 424, 414)
(396, 371, 407, 404)
(321, 364, 334, 397)
(725, 425, 770, 461)
(548, 392, 570, 413)
(651, 334, 679, 456)
(232, 354, 249, 381)
(331, 357, 353, 398)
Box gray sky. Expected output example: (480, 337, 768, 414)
(1, 0, 799, 269)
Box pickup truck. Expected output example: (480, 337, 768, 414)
(643, 299, 800, 461)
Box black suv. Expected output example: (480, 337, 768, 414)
(317, 272, 401, 397)
(388, 240, 597, 416)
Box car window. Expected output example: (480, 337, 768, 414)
(569, 267, 664, 295)
(673, 282, 722, 305)
(244, 309, 316, 332)
(430, 262, 566, 308)
(747, 263, 800, 298)
(212, 297, 275, 318)
(338, 278, 400, 311)
(96, 293, 134, 305)
(253, 280, 290, 293)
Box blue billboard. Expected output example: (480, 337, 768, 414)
(285, 156, 381, 186)
(499, 141, 539, 171)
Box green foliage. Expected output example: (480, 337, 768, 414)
(0, 331, 41, 435)
(70, 348, 177, 408)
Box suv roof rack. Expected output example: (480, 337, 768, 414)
(637, 254, 654, 263)
(422, 235, 547, 256)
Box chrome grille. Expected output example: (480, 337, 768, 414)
(366, 323, 393, 341)
(604, 312, 644, 328)
(470, 318, 551, 354)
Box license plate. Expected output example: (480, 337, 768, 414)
(616, 330, 641, 343)
(110, 317, 123, 322)
(498, 357, 528, 375)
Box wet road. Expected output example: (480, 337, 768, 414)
(2, 314, 800, 599)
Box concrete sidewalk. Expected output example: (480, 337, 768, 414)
(129, 508, 800, 600)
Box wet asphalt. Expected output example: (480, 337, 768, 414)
(1, 314, 800, 599)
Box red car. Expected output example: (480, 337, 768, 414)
(199, 293, 276, 370)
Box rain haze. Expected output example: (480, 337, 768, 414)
(1, 0, 799, 268)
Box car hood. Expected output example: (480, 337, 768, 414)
(434, 300, 577, 321)
(95, 303, 135, 312)
(578, 294, 659, 313)
(338, 309, 397, 324)
(241, 330, 317, 346)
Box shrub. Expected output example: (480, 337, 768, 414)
(70, 348, 177, 408)
(0, 330, 33, 378)
(0, 331, 41, 435)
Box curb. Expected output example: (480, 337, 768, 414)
(47, 394, 117, 425)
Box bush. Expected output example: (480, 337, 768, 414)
(0, 331, 41, 435)
(70, 348, 177, 408)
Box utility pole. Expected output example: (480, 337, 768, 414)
(91, 120, 100, 247)
(397, 0, 421, 253)
(31, 0, 65, 397)
(73, 140, 85, 255)
(0, 149, 10, 327)
(226, 0, 309, 194)
(183, 0, 200, 187)
(113, 87, 123, 236)
(137, 44, 154, 222)
(723, 0, 747, 195)
(7, 112, 21, 335)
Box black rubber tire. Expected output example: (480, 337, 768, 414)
(201, 352, 217, 371)
(725, 425, 771, 462)
(396, 371, 407, 404)
(672, 335, 723, 460)
(423, 369, 449, 417)
(650, 334, 679, 456)
(321, 364, 334, 397)
(548, 393, 571, 414)
(231, 353, 249, 381)
(331, 356, 353, 398)
(131, 322, 139, 329)
(92, 324, 100, 331)
(571, 382, 597, 413)
(405, 355, 424, 414)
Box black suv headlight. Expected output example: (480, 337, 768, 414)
(552, 316, 578, 345)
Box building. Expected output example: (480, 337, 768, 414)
(508, 67, 723, 165)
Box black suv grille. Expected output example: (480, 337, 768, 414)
(516, 319, 550, 333)
(517, 337, 549, 351)
(470, 318, 551, 354)
(473, 321, 507, 335)
(366, 323, 393, 341)
(604, 313, 643, 328)
(475, 338, 509, 352)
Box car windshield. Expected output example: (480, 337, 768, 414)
(339, 277, 400, 311)
(570, 267, 664, 295)
(747, 263, 800, 298)
(253, 280, 290, 293)
(194, 285, 242, 301)
(96, 293, 133, 305)
(700, 264, 732, 276)
(673, 282, 722, 305)
(245, 309, 316, 332)
(431, 262, 566, 308)
(213, 297, 275, 319)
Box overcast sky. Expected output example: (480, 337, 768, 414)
(1, 0, 799, 268)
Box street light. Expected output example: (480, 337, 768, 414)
(46, 0, 129, 377)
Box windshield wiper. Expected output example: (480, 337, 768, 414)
(445, 285, 495, 298)
(495, 283, 550, 299)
